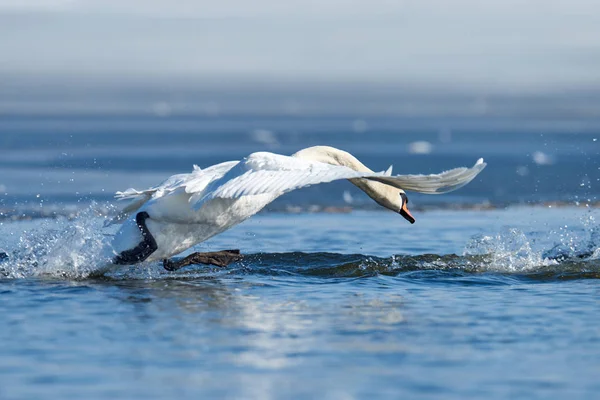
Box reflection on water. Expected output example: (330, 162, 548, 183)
(105, 277, 408, 371)
(92, 276, 412, 398)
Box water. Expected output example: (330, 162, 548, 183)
(1, 207, 600, 399)
(1, 114, 600, 398)
(1, 115, 599, 214)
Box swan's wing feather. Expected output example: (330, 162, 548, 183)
(107, 178, 185, 226)
(184, 161, 238, 194)
(108, 161, 238, 226)
(107, 172, 192, 226)
(193, 153, 486, 209)
(218, 167, 362, 198)
(105, 192, 154, 226)
(192, 152, 368, 209)
(212, 154, 483, 198)
(366, 158, 486, 194)
(114, 172, 189, 202)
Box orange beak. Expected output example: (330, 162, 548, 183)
(400, 203, 415, 224)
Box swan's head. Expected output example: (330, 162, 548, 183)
(370, 187, 415, 224)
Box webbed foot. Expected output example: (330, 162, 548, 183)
(163, 250, 242, 271)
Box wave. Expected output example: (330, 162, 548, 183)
(3, 250, 599, 282)
(2, 245, 599, 283)
(1, 206, 598, 282)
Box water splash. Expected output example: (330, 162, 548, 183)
(0, 207, 112, 279)
(463, 228, 558, 272)
(543, 212, 599, 260)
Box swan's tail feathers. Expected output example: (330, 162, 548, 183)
(384, 165, 393, 176)
(369, 158, 486, 194)
(105, 191, 153, 227)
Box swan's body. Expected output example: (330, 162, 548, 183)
(105, 146, 486, 265)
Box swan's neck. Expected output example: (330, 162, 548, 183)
(293, 146, 373, 173)
(292, 146, 399, 211)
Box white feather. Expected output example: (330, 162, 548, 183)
(369, 158, 486, 194)
(193, 153, 485, 208)
(108, 161, 237, 225)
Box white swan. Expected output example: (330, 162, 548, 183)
(103, 146, 486, 270)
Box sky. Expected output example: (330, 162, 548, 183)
(0, 0, 599, 92)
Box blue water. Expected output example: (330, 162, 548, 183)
(1, 114, 600, 399)
(1, 115, 599, 214)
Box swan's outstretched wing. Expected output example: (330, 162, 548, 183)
(368, 158, 487, 194)
(192, 152, 486, 209)
(106, 172, 190, 226)
(107, 161, 238, 225)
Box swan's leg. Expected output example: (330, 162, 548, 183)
(0, 252, 8, 262)
(163, 250, 242, 271)
(113, 211, 158, 265)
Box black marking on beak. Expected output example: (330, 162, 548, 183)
(399, 193, 416, 224)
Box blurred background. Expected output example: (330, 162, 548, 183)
(1, 0, 599, 216)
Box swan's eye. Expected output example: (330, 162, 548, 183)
(399, 192, 408, 206)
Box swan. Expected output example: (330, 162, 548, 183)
(103, 146, 486, 271)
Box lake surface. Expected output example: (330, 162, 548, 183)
(0, 114, 599, 399)
(1, 207, 600, 399)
